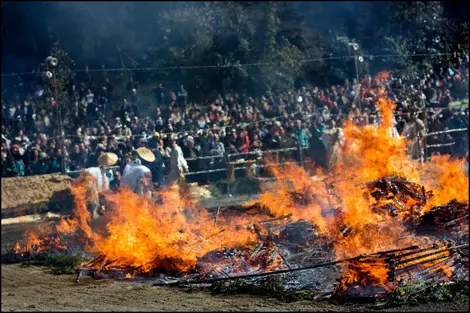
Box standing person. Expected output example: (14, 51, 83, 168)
(141, 137, 165, 189)
(182, 136, 201, 184)
(293, 119, 309, 165)
(150, 141, 165, 188)
(308, 118, 328, 169)
(156, 83, 166, 107)
(131, 89, 140, 117)
(121, 147, 154, 196)
(32, 152, 51, 175)
(84, 152, 119, 219)
(6, 144, 25, 177)
(403, 113, 426, 162)
(177, 85, 188, 110)
(86, 89, 95, 118)
(167, 139, 189, 186)
(293, 119, 309, 148)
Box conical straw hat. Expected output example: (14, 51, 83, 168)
(98, 152, 119, 167)
(136, 147, 155, 162)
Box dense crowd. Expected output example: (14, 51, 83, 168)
(2, 53, 469, 185)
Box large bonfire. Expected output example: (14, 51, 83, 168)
(12, 72, 468, 298)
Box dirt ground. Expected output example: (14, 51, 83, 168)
(1, 264, 468, 312)
(1, 174, 72, 210)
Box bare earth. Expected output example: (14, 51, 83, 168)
(1, 174, 72, 210)
(1, 264, 468, 312)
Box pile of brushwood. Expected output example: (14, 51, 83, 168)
(209, 274, 469, 306)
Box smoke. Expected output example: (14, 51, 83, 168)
(2, 2, 466, 84)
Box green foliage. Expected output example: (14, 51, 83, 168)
(210, 276, 317, 302)
(20, 253, 86, 275)
(383, 2, 461, 73)
(377, 278, 469, 308)
(39, 42, 77, 133)
(4, 2, 466, 100)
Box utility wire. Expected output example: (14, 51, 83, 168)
(1, 52, 454, 77)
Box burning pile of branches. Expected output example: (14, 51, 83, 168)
(363, 175, 434, 225)
(11, 175, 467, 301)
(419, 201, 468, 232)
(7, 72, 469, 303)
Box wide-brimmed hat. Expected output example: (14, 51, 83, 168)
(98, 152, 119, 167)
(136, 147, 155, 162)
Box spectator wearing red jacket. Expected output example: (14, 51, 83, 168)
(238, 129, 250, 153)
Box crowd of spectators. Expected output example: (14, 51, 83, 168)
(2, 52, 469, 185)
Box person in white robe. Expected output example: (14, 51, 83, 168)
(121, 147, 155, 196)
(84, 152, 118, 218)
(167, 139, 189, 186)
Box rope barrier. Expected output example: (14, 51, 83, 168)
(1, 52, 455, 77)
(425, 142, 456, 148)
(184, 168, 226, 176)
(185, 146, 304, 169)
(50, 165, 121, 176)
(425, 128, 468, 137)
(184, 159, 302, 177)
(185, 154, 225, 161)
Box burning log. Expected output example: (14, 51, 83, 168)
(51, 224, 74, 254)
(384, 242, 452, 263)
(387, 254, 451, 280)
(403, 257, 456, 282)
(247, 242, 265, 263)
(151, 246, 426, 286)
(444, 215, 469, 227)
(333, 242, 468, 300)
(362, 175, 434, 225)
(207, 262, 229, 278)
(213, 207, 221, 226)
(259, 214, 292, 224)
(389, 250, 452, 268)
(277, 249, 291, 269)
(386, 243, 468, 283)
(419, 200, 468, 229)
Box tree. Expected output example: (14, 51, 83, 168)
(2, 2, 467, 101)
(40, 42, 76, 131)
(382, 2, 462, 73)
(38, 42, 77, 173)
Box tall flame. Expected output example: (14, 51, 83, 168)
(255, 71, 468, 285)
(13, 71, 467, 288)
(66, 183, 260, 272)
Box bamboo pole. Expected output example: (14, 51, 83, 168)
(151, 246, 420, 286)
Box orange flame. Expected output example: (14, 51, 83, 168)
(67, 185, 260, 273)
(255, 72, 468, 289)
(15, 70, 467, 290)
